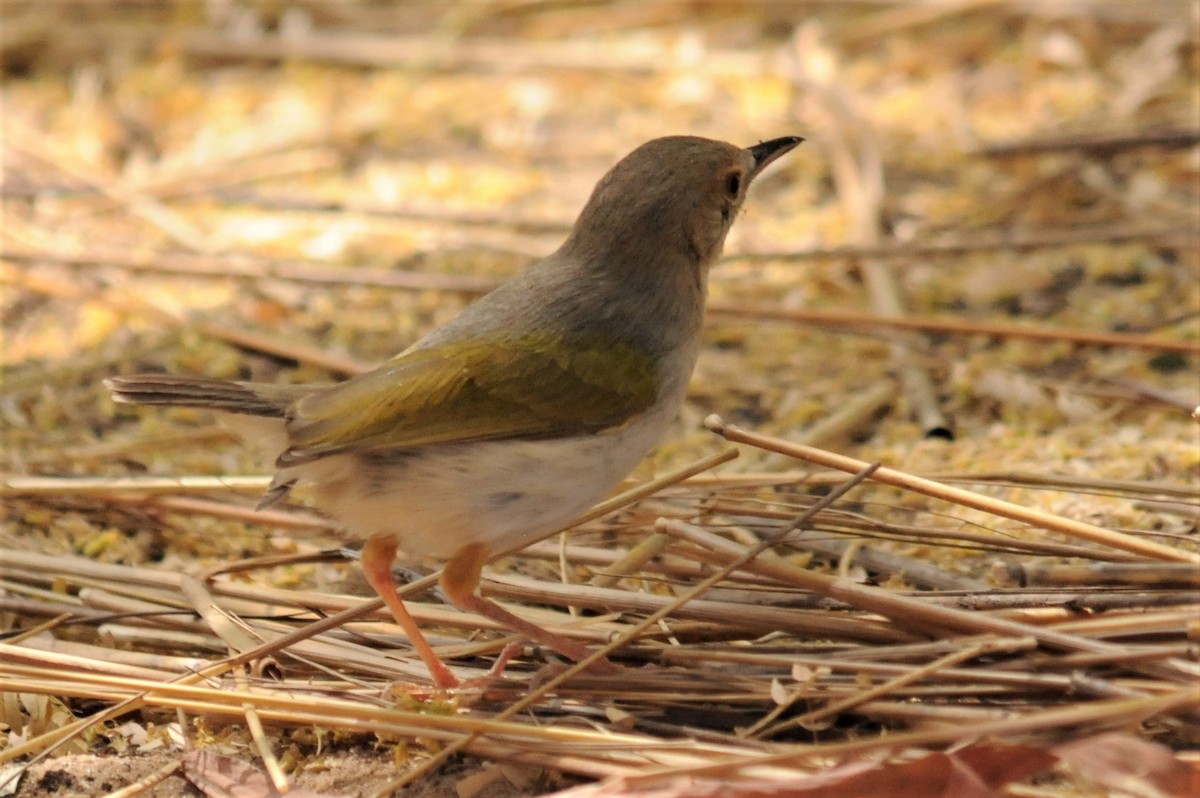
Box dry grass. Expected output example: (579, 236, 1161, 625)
(2, 2, 1198, 797)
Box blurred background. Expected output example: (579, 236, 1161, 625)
(3, 0, 1198, 596)
(3, 2, 1196, 469)
(2, 2, 1198, 795)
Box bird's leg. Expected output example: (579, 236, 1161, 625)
(360, 535, 460, 689)
(440, 541, 620, 676)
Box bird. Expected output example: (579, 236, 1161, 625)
(106, 134, 803, 688)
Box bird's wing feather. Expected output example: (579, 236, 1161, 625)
(278, 331, 658, 466)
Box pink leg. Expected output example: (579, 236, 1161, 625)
(440, 542, 619, 675)
(360, 536, 460, 689)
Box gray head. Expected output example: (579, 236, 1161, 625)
(417, 135, 802, 353)
(561, 135, 803, 274)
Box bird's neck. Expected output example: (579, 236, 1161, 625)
(555, 236, 711, 360)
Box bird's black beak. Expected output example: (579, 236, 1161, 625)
(748, 136, 804, 177)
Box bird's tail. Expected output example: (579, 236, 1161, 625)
(104, 374, 311, 417)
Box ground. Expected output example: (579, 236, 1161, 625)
(1, 2, 1197, 797)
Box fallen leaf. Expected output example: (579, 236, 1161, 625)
(182, 750, 347, 798)
(1056, 733, 1200, 798)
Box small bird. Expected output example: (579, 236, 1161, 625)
(106, 135, 802, 688)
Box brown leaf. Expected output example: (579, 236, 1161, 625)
(1056, 733, 1200, 798)
(545, 741, 1057, 798)
(182, 750, 346, 798)
(951, 741, 1059, 788)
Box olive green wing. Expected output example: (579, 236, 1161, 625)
(277, 331, 658, 466)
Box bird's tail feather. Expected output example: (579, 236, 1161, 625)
(104, 374, 310, 417)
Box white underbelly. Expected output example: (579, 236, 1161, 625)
(287, 399, 679, 563)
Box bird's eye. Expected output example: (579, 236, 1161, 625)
(725, 172, 741, 196)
